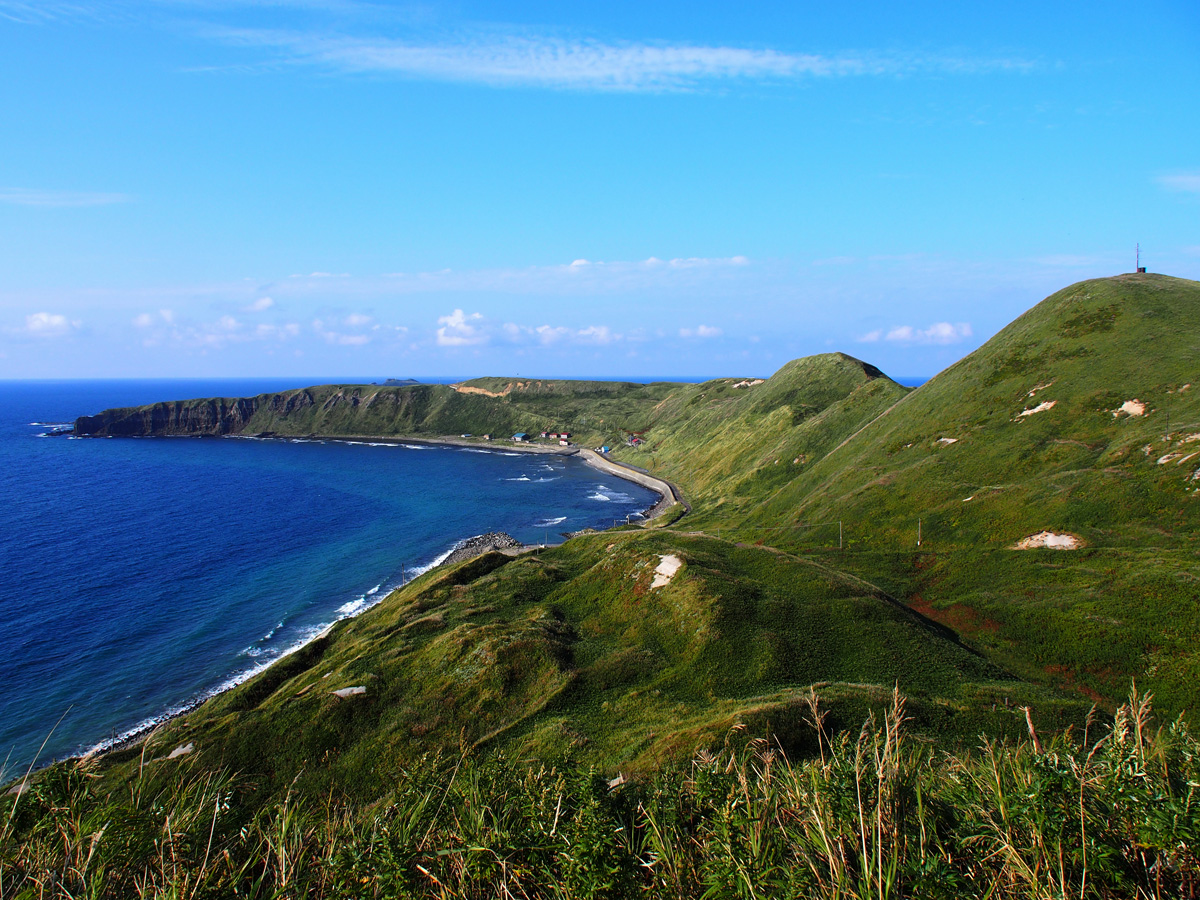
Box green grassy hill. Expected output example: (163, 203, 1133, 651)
(100, 530, 1083, 805)
(753, 274, 1200, 549)
(726, 274, 1200, 717)
(11, 273, 1200, 897)
(602, 354, 909, 522)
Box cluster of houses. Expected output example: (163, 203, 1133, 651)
(510, 430, 573, 446)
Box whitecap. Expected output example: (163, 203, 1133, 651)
(589, 493, 612, 502)
(505, 476, 532, 482)
(533, 516, 568, 527)
(407, 543, 459, 579)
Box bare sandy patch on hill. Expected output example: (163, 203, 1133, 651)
(651, 554, 683, 588)
(1012, 531, 1083, 550)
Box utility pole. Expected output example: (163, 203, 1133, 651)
(839, 520, 843, 550)
(917, 518, 922, 548)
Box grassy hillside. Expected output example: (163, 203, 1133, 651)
(603, 354, 910, 520)
(714, 274, 1200, 719)
(753, 274, 1200, 550)
(10, 274, 1200, 896)
(95, 530, 1084, 805)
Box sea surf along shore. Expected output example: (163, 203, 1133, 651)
(70, 434, 680, 761)
(1, 383, 669, 775)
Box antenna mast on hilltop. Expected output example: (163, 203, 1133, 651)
(1136, 244, 1146, 274)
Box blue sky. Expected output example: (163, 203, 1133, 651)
(1, 1, 1197, 380)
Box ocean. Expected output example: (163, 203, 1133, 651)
(0, 379, 659, 777)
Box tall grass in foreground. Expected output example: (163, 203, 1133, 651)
(3, 686, 1197, 898)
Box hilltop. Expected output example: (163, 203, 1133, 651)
(67, 275, 1200, 719)
(10, 273, 1200, 897)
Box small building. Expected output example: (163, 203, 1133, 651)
(539, 431, 551, 438)
(512, 432, 530, 442)
(482, 434, 492, 441)
(600, 446, 611, 453)
(559, 438, 570, 446)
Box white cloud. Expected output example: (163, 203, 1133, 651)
(217, 27, 1037, 92)
(131, 309, 303, 349)
(134, 309, 176, 328)
(679, 324, 722, 338)
(16, 312, 81, 338)
(576, 325, 618, 344)
(501, 322, 623, 346)
(885, 322, 973, 344)
(436, 308, 487, 347)
(313, 317, 374, 346)
(857, 329, 883, 343)
(246, 296, 275, 312)
(1158, 173, 1200, 195)
(0, 188, 131, 207)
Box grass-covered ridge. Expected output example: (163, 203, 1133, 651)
(92, 531, 1082, 806)
(15, 272, 1198, 895)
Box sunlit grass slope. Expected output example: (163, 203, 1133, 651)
(605, 353, 910, 520)
(726, 274, 1200, 718)
(752, 274, 1200, 550)
(101, 530, 1084, 804)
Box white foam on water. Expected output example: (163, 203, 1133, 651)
(403, 444, 435, 450)
(506, 475, 532, 482)
(533, 516, 568, 527)
(338, 596, 368, 616)
(534, 476, 559, 483)
(589, 492, 612, 501)
(408, 544, 459, 578)
(366, 584, 380, 596)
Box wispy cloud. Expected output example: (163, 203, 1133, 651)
(1158, 173, 1200, 195)
(133, 307, 303, 349)
(8, 312, 82, 338)
(213, 28, 1038, 91)
(884, 322, 973, 345)
(245, 296, 275, 311)
(0, 188, 131, 207)
(679, 324, 722, 338)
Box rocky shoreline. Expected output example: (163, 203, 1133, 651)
(439, 531, 524, 566)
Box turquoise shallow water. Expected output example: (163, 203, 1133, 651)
(0, 379, 658, 776)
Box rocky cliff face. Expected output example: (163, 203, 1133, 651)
(75, 391, 317, 436)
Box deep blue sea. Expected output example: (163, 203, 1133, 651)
(0, 379, 658, 777)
